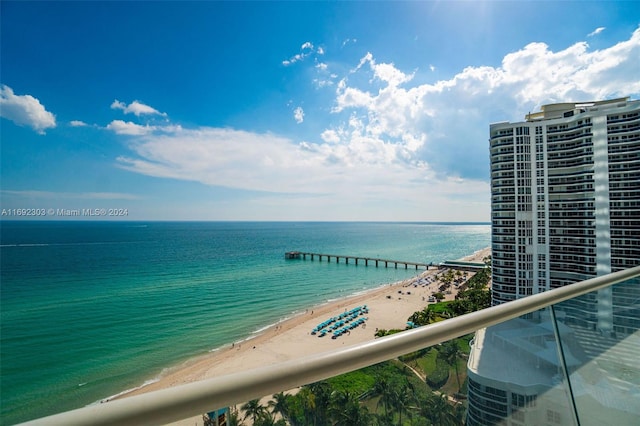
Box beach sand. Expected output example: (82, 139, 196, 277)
(117, 247, 491, 424)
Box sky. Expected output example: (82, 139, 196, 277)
(1, 1, 639, 222)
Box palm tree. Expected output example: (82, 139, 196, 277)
(329, 390, 371, 426)
(308, 381, 331, 425)
(342, 402, 372, 426)
(439, 340, 463, 392)
(372, 376, 393, 416)
(408, 306, 436, 327)
(253, 411, 287, 426)
(241, 399, 266, 424)
(452, 402, 467, 425)
(268, 392, 291, 424)
(389, 381, 413, 426)
(414, 392, 459, 426)
(297, 386, 316, 425)
(227, 406, 243, 426)
(428, 393, 459, 426)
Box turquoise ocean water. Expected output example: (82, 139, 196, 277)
(0, 221, 490, 424)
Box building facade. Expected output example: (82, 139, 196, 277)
(468, 98, 640, 425)
(490, 97, 639, 306)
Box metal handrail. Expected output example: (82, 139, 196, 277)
(21, 266, 640, 426)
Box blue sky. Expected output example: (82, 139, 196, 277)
(1, 1, 639, 221)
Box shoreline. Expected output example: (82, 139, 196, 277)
(112, 247, 491, 407)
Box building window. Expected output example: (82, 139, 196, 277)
(546, 410, 561, 423)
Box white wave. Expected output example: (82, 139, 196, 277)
(92, 378, 160, 405)
(253, 321, 279, 334)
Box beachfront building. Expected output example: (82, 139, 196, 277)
(468, 97, 640, 425)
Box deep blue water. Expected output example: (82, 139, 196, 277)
(0, 221, 489, 424)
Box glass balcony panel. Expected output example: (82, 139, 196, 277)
(467, 307, 577, 426)
(553, 278, 640, 426)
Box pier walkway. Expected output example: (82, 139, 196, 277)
(285, 251, 432, 270)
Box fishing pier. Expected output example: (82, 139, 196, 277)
(285, 251, 433, 270)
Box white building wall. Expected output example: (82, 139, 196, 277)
(470, 98, 640, 426)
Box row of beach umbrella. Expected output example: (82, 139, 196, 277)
(329, 317, 368, 339)
(311, 305, 369, 338)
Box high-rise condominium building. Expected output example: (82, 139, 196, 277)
(467, 97, 639, 426)
(490, 97, 639, 307)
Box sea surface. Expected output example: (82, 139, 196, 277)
(0, 221, 490, 424)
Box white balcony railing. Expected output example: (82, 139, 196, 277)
(20, 266, 640, 426)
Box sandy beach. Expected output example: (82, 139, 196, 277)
(118, 247, 491, 423)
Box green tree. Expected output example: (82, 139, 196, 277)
(268, 392, 291, 424)
(390, 382, 412, 426)
(420, 393, 459, 426)
(297, 386, 317, 425)
(329, 390, 371, 426)
(241, 399, 266, 424)
(375, 328, 403, 338)
(439, 341, 463, 392)
(372, 375, 393, 416)
(309, 381, 332, 425)
(227, 406, 243, 426)
(408, 306, 436, 326)
(253, 411, 280, 426)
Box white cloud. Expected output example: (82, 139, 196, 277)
(105, 120, 182, 135)
(373, 62, 414, 87)
(116, 126, 432, 191)
(107, 27, 639, 221)
(111, 99, 167, 117)
(496, 29, 640, 103)
(106, 120, 153, 135)
(110, 116, 492, 221)
(313, 61, 335, 88)
(321, 129, 340, 144)
(341, 38, 357, 48)
(326, 27, 640, 181)
(353, 52, 373, 73)
(333, 87, 373, 112)
(282, 41, 318, 66)
(588, 27, 605, 37)
(70, 120, 88, 127)
(293, 106, 304, 124)
(0, 85, 56, 134)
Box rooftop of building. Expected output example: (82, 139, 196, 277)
(524, 96, 631, 122)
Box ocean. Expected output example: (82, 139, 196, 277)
(0, 221, 490, 424)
